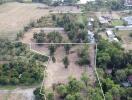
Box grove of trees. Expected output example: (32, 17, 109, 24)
(0, 39, 48, 85)
(97, 39, 132, 99)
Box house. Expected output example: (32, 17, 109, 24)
(106, 30, 119, 42)
(123, 16, 132, 25)
(121, 82, 131, 87)
(128, 75, 132, 84)
(106, 30, 115, 38)
(124, 0, 132, 6)
(77, 0, 95, 4)
(88, 22, 93, 30)
(87, 17, 94, 30)
(88, 30, 95, 43)
(99, 16, 109, 24)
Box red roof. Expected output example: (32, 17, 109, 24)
(125, 0, 132, 5)
(128, 75, 132, 82)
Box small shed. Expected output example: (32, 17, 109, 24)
(99, 16, 109, 24)
(106, 30, 115, 38)
(123, 16, 132, 25)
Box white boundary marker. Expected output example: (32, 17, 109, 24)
(29, 43, 106, 100)
(1, 41, 106, 100)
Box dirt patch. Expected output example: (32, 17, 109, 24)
(50, 6, 82, 14)
(117, 30, 132, 51)
(0, 2, 49, 38)
(0, 88, 35, 100)
(34, 45, 96, 89)
(95, 11, 121, 19)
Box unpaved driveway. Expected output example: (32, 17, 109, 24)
(0, 88, 35, 100)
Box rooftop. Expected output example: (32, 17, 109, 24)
(123, 16, 132, 25)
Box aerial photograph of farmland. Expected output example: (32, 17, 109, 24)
(0, 0, 132, 100)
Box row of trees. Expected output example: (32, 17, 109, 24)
(33, 30, 63, 43)
(84, 0, 125, 11)
(34, 74, 104, 100)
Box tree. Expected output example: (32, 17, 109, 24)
(115, 70, 127, 82)
(65, 94, 75, 100)
(52, 56, 56, 63)
(67, 78, 84, 94)
(77, 45, 90, 66)
(64, 44, 71, 54)
(49, 45, 56, 56)
(34, 87, 45, 100)
(57, 84, 67, 98)
(63, 0, 79, 5)
(47, 31, 62, 43)
(33, 30, 45, 43)
(97, 52, 111, 68)
(105, 92, 113, 100)
(47, 92, 54, 100)
(63, 56, 69, 68)
(81, 72, 89, 87)
(129, 32, 132, 38)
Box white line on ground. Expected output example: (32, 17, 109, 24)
(3, 41, 106, 100)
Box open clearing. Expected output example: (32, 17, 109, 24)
(30, 44, 96, 89)
(0, 88, 35, 100)
(117, 30, 132, 50)
(0, 2, 49, 37)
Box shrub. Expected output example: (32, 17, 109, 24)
(129, 33, 132, 38)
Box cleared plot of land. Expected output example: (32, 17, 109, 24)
(50, 6, 82, 14)
(31, 44, 96, 89)
(0, 2, 49, 37)
(0, 88, 35, 100)
(95, 11, 121, 19)
(117, 30, 132, 43)
(117, 30, 132, 50)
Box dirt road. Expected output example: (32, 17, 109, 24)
(0, 88, 35, 100)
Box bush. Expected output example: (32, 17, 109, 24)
(129, 33, 132, 37)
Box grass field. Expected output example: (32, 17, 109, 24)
(117, 30, 132, 43)
(111, 19, 124, 26)
(0, 2, 49, 39)
(117, 30, 132, 50)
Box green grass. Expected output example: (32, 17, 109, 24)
(0, 85, 16, 90)
(77, 14, 87, 25)
(111, 20, 124, 26)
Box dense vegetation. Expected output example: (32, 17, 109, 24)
(34, 75, 104, 100)
(77, 45, 90, 66)
(54, 14, 88, 43)
(97, 39, 132, 99)
(0, 39, 48, 85)
(84, 0, 125, 11)
(33, 30, 62, 43)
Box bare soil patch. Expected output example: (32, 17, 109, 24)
(31, 44, 96, 89)
(117, 30, 132, 51)
(50, 6, 82, 14)
(0, 2, 49, 37)
(0, 88, 35, 100)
